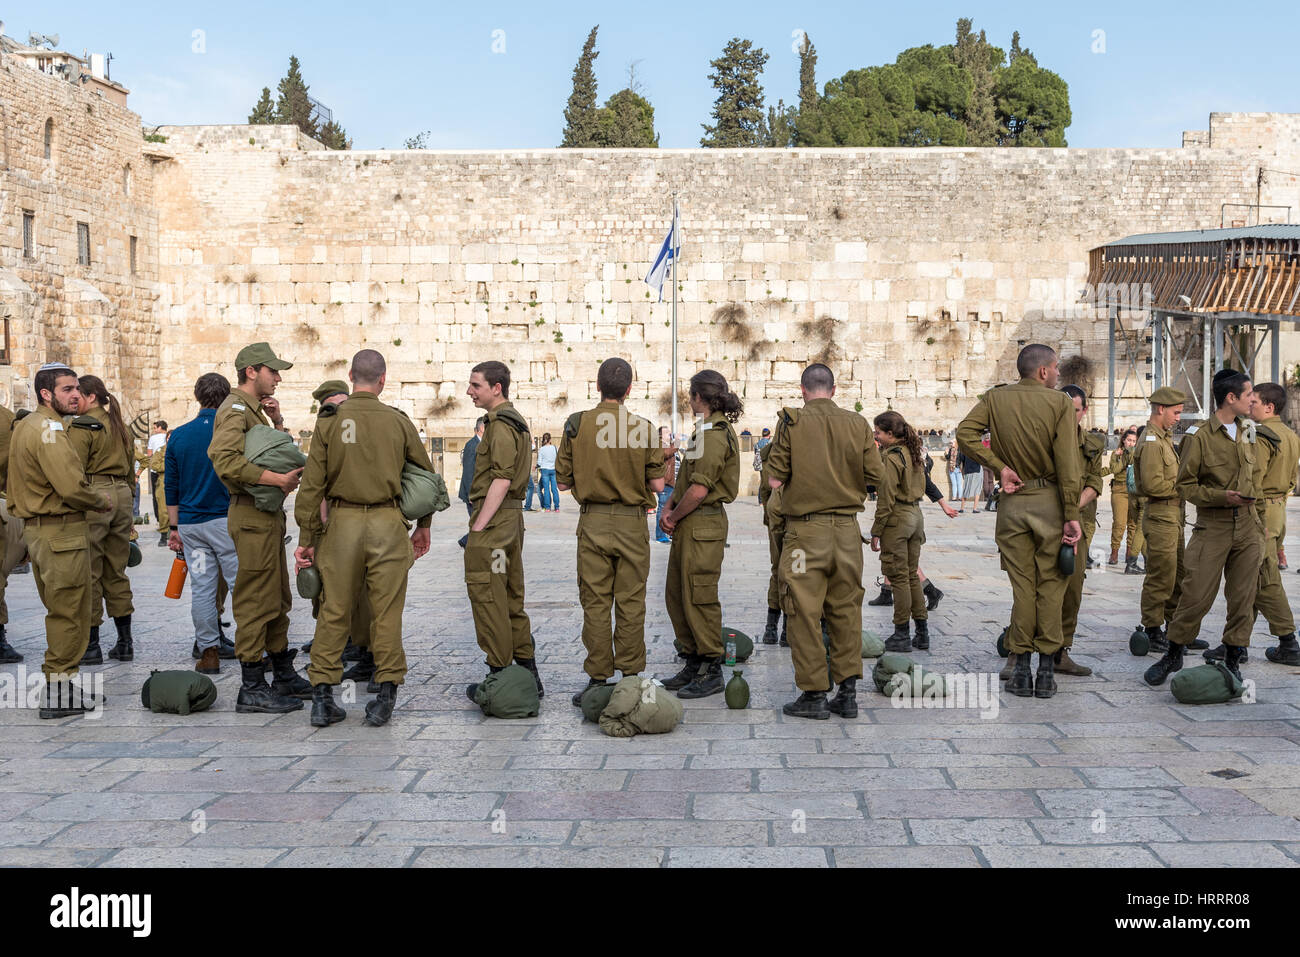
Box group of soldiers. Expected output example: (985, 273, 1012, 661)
(2, 336, 1294, 724)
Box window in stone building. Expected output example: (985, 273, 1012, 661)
(0, 317, 9, 364)
(77, 222, 91, 266)
(22, 211, 34, 259)
(130, 235, 138, 275)
(123, 164, 132, 196)
(44, 118, 54, 160)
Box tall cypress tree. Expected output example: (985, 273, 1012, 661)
(700, 38, 769, 148)
(561, 26, 602, 147)
(794, 33, 830, 146)
(248, 87, 275, 124)
(275, 56, 317, 139)
(953, 19, 998, 146)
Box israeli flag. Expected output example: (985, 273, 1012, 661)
(644, 206, 680, 302)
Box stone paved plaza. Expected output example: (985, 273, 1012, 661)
(2, 494, 1300, 868)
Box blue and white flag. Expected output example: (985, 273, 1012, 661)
(644, 206, 680, 302)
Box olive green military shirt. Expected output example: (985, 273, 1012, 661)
(1176, 416, 1259, 508)
(1108, 446, 1131, 493)
(469, 400, 531, 505)
(871, 444, 926, 537)
(1254, 416, 1300, 499)
(295, 392, 435, 548)
(1134, 422, 1178, 500)
(5, 405, 106, 519)
(1079, 428, 1105, 524)
(554, 401, 664, 508)
(956, 378, 1083, 522)
(208, 386, 274, 494)
(766, 398, 882, 517)
(68, 405, 132, 479)
(670, 411, 740, 508)
(0, 404, 13, 497)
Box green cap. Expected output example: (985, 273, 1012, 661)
(235, 342, 292, 372)
(312, 380, 350, 404)
(1150, 386, 1187, 407)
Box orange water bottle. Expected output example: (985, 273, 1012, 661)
(165, 553, 188, 599)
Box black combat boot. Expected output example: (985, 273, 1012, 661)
(1034, 652, 1057, 699)
(466, 665, 504, 701)
(1143, 642, 1185, 686)
(268, 649, 313, 699)
(884, 622, 911, 653)
(779, 617, 789, 647)
(1264, 633, 1299, 666)
(1224, 645, 1247, 681)
(662, 655, 702, 691)
(867, 580, 893, 606)
(514, 655, 545, 698)
(1205, 643, 1251, 664)
(572, 677, 609, 707)
(762, 607, 780, 644)
(342, 650, 376, 682)
(107, 615, 134, 661)
(922, 580, 944, 611)
(236, 660, 304, 714)
(1146, 625, 1169, 654)
(310, 684, 345, 727)
(912, 619, 930, 651)
(0, 625, 22, 664)
(342, 640, 362, 662)
(1187, 638, 1209, 651)
(80, 626, 103, 666)
(39, 677, 104, 719)
(1007, 653, 1034, 697)
(827, 677, 858, 718)
(677, 657, 723, 699)
(782, 690, 830, 720)
(365, 682, 398, 726)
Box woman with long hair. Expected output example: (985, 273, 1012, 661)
(871, 411, 929, 652)
(537, 431, 559, 511)
(659, 370, 742, 699)
(68, 375, 137, 663)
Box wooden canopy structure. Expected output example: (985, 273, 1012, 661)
(1087, 225, 1300, 430)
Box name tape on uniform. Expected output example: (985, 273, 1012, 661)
(232, 403, 246, 411)
(1145, 434, 1157, 441)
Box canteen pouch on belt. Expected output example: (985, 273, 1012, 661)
(1170, 661, 1246, 705)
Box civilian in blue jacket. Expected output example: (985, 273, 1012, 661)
(457, 417, 485, 548)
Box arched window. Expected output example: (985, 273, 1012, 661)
(123, 163, 132, 196)
(44, 118, 54, 160)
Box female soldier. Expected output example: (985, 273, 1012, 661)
(70, 375, 137, 663)
(872, 411, 929, 652)
(1109, 427, 1142, 568)
(659, 370, 742, 699)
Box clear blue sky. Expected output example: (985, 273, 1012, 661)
(17, 1, 1300, 149)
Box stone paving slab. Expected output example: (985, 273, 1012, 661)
(3, 497, 1300, 866)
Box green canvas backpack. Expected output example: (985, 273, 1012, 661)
(871, 653, 915, 693)
(1170, 661, 1245, 705)
(400, 463, 451, 521)
(598, 676, 684, 738)
(141, 670, 218, 715)
(472, 664, 540, 718)
(242, 425, 308, 512)
(580, 682, 616, 723)
(861, 630, 886, 658)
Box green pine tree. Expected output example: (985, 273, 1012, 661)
(701, 38, 770, 148)
(953, 19, 998, 146)
(318, 119, 351, 150)
(761, 99, 797, 147)
(794, 33, 830, 146)
(597, 89, 659, 147)
(561, 26, 602, 147)
(248, 87, 275, 124)
(275, 55, 317, 139)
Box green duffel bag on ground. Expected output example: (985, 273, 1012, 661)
(472, 664, 540, 718)
(598, 675, 683, 738)
(141, 670, 218, 715)
(872, 653, 915, 694)
(400, 462, 451, 521)
(580, 682, 616, 723)
(861, 630, 886, 658)
(1170, 661, 1246, 705)
(884, 665, 947, 699)
(242, 425, 308, 512)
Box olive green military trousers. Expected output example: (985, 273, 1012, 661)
(1061, 517, 1096, 647)
(1109, 489, 1129, 554)
(87, 477, 135, 626)
(1140, 500, 1185, 628)
(228, 499, 292, 663)
(312, 583, 373, 649)
(1253, 499, 1294, 637)
(879, 504, 925, 626)
(778, 513, 864, 691)
(307, 505, 411, 686)
(997, 485, 1068, 656)
(464, 504, 534, 669)
(665, 508, 727, 660)
(24, 516, 92, 678)
(1168, 506, 1261, 648)
(576, 507, 650, 680)
(0, 498, 26, 627)
(765, 522, 785, 610)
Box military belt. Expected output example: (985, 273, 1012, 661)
(1146, 496, 1178, 504)
(1021, 478, 1055, 490)
(329, 497, 400, 510)
(1263, 496, 1288, 505)
(690, 505, 724, 516)
(27, 512, 82, 526)
(579, 503, 647, 516)
(89, 473, 130, 486)
(792, 512, 859, 523)
(497, 500, 523, 510)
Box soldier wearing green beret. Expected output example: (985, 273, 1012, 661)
(555, 358, 665, 706)
(207, 342, 309, 713)
(1146, 371, 1261, 685)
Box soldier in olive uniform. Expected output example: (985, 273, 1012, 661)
(872, 411, 928, 653)
(69, 375, 137, 665)
(758, 438, 788, 646)
(7, 364, 113, 717)
(1108, 428, 1143, 565)
(207, 342, 310, 713)
(555, 358, 665, 705)
(1133, 387, 1206, 653)
(0, 402, 24, 664)
(957, 345, 1082, 699)
(462, 361, 544, 701)
(1057, 385, 1103, 677)
(295, 351, 434, 727)
(1146, 370, 1261, 684)
(660, 370, 743, 700)
(765, 364, 882, 719)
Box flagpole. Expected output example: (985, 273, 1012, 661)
(670, 195, 679, 440)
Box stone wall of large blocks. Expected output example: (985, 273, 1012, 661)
(0, 52, 158, 416)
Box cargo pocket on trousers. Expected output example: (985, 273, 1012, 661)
(691, 524, 724, 544)
(49, 535, 87, 554)
(690, 572, 720, 605)
(466, 570, 495, 605)
(235, 524, 275, 572)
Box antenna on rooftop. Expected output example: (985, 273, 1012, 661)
(29, 32, 60, 49)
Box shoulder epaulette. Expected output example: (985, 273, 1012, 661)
(780, 406, 798, 428)
(71, 415, 103, 431)
(1083, 433, 1105, 457)
(389, 405, 410, 419)
(564, 412, 582, 439)
(494, 407, 530, 434)
(1256, 424, 1281, 450)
